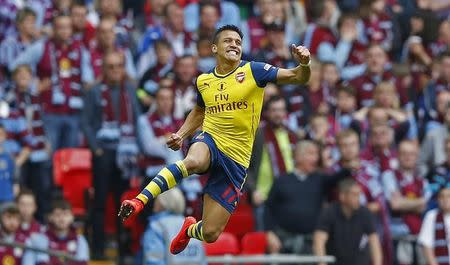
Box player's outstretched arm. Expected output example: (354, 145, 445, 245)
(167, 105, 205, 151)
(276, 44, 311, 85)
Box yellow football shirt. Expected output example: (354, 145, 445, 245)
(196, 61, 279, 168)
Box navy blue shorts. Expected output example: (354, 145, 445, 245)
(190, 131, 247, 213)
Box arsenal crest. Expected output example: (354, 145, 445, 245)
(235, 72, 245, 83)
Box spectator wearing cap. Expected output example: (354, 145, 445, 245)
(418, 185, 450, 265)
(419, 103, 450, 177)
(349, 45, 408, 108)
(10, 14, 95, 151)
(11, 65, 52, 219)
(137, 86, 184, 178)
(317, 13, 368, 80)
(247, 96, 297, 229)
(264, 140, 350, 254)
(70, 1, 96, 48)
(24, 200, 89, 264)
(81, 51, 140, 259)
(142, 188, 207, 265)
(0, 203, 28, 265)
(183, 0, 241, 34)
(313, 178, 383, 265)
(89, 18, 136, 81)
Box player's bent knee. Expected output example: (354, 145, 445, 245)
(202, 226, 222, 243)
(183, 156, 208, 174)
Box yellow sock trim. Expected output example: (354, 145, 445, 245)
(145, 182, 162, 198)
(136, 194, 149, 204)
(176, 161, 189, 178)
(160, 168, 177, 188)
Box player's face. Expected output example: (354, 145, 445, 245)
(213, 30, 242, 63)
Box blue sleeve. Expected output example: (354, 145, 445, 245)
(81, 47, 94, 83)
(250, 61, 279, 88)
(196, 90, 205, 108)
(9, 40, 45, 71)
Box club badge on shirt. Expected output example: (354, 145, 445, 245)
(235, 72, 245, 83)
(59, 58, 72, 78)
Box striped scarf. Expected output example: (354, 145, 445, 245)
(434, 211, 449, 265)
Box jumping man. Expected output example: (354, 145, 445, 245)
(118, 24, 311, 254)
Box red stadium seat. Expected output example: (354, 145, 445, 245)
(223, 199, 255, 241)
(53, 148, 92, 216)
(241, 232, 267, 254)
(204, 232, 240, 256)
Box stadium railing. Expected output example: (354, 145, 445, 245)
(206, 254, 336, 264)
(0, 240, 78, 265)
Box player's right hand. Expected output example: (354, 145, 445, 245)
(167, 133, 183, 151)
(118, 198, 144, 221)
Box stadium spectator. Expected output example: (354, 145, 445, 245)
(0, 7, 39, 91)
(89, 17, 136, 80)
(10, 14, 94, 151)
(313, 178, 383, 265)
(0, 203, 27, 264)
(196, 36, 216, 73)
(142, 188, 206, 265)
(421, 90, 450, 134)
(0, 126, 15, 204)
(333, 129, 392, 264)
(137, 86, 184, 178)
(361, 124, 398, 172)
(264, 140, 349, 254)
(247, 96, 296, 229)
(16, 190, 45, 240)
(382, 140, 428, 236)
(12, 65, 52, 220)
(349, 45, 407, 108)
(81, 51, 141, 259)
(418, 185, 450, 265)
(172, 55, 197, 120)
(24, 199, 89, 264)
(426, 137, 450, 203)
(197, 2, 220, 41)
(302, 0, 339, 56)
(183, 0, 241, 33)
(418, 102, 450, 177)
(318, 13, 367, 80)
(143, 0, 171, 28)
(333, 85, 357, 133)
(138, 40, 174, 108)
(70, 1, 96, 48)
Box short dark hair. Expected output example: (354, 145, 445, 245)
(16, 7, 36, 24)
(338, 178, 358, 194)
(16, 188, 36, 202)
(51, 199, 72, 212)
(264, 95, 285, 111)
(337, 85, 356, 97)
(213, 25, 243, 44)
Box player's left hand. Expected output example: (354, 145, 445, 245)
(291, 44, 311, 65)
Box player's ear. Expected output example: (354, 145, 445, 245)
(212, 44, 218, 54)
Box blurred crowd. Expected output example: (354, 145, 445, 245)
(0, 0, 450, 264)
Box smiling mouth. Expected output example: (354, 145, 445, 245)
(226, 50, 239, 56)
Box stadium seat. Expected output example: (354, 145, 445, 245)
(204, 232, 240, 255)
(223, 196, 255, 241)
(241, 232, 267, 254)
(53, 148, 92, 216)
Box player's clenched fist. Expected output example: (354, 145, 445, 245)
(167, 133, 183, 151)
(118, 198, 144, 221)
(291, 44, 311, 65)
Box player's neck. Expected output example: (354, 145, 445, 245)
(215, 60, 240, 75)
